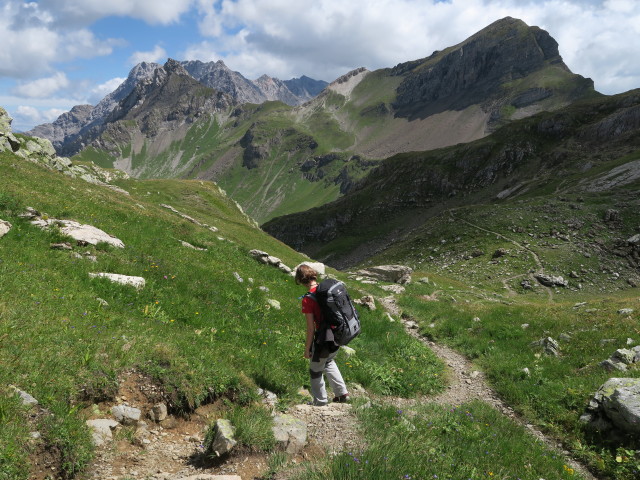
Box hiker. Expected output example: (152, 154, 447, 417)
(295, 264, 349, 406)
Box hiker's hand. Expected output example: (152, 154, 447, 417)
(304, 348, 311, 359)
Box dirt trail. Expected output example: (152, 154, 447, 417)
(396, 314, 598, 480)
(448, 209, 555, 303)
(81, 296, 598, 480)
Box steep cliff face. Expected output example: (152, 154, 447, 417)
(392, 17, 595, 120)
(91, 59, 235, 157)
(26, 62, 161, 156)
(30, 60, 327, 157)
(26, 105, 93, 151)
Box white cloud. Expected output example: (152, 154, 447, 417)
(38, 0, 196, 26)
(15, 105, 66, 125)
(88, 77, 127, 104)
(128, 45, 168, 66)
(188, 0, 640, 93)
(0, 2, 118, 78)
(12, 72, 70, 99)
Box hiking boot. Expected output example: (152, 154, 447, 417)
(332, 393, 349, 403)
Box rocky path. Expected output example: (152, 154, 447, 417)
(398, 315, 598, 480)
(79, 296, 598, 480)
(448, 209, 555, 303)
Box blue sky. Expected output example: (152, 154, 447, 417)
(1, 0, 639, 132)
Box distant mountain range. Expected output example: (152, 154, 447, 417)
(27, 60, 327, 156)
(30, 17, 601, 227)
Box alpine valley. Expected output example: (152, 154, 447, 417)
(3, 15, 640, 480)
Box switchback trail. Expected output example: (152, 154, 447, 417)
(448, 209, 555, 303)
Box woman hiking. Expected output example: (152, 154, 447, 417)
(295, 264, 349, 406)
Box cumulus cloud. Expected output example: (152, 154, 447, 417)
(87, 77, 127, 105)
(38, 0, 196, 26)
(128, 45, 168, 66)
(189, 0, 640, 92)
(0, 2, 119, 78)
(15, 105, 66, 125)
(12, 72, 70, 99)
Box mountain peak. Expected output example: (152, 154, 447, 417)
(164, 58, 190, 76)
(392, 17, 591, 119)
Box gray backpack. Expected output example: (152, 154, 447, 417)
(309, 278, 360, 346)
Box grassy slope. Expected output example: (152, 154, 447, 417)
(352, 185, 640, 479)
(0, 152, 445, 479)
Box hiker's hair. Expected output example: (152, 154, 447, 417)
(295, 264, 318, 285)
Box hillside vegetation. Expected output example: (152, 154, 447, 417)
(0, 152, 444, 479)
(71, 17, 597, 224)
(264, 89, 640, 274)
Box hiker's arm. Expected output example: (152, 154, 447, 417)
(304, 313, 315, 358)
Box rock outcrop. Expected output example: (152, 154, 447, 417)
(89, 273, 145, 289)
(1, 107, 130, 191)
(580, 378, 640, 437)
(354, 265, 413, 284)
(0, 219, 11, 238)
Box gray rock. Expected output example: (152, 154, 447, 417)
(257, 388, 278, 407)
(0, 220, 11, 238)
(559, 333, 572, 342)
(149, 403, 168, 422)
(618, 308, 634, 315)
(272, 414, 307, 454)
(50, 242, 73, 250)
(611, 349, 635, 365)
(354, 295, 376, 310)
(180, 240, 207, 251)
(600, 359, 628, 372)
(233, 272, 243, 283)
(356, 265, 413, 284)
(31, 218, 124, 248)
(89, 273, 146, 289)
(278, 263, 293, 274)
(249, 249, 270, 264)
(0, 107, 13, 134)
(530, 337, 560, 356)
(111, 405, 142, 425)
(533, 273, 568, 287)
(133, 423, 151, 447)
(492, 248, 509, 258)
(521, 279, 534, 290)
(10, 386, 38, 406)
(628, 234, 640, 245)
(209, 419, 236, 456)
(86, 419, 118, 446)
(597, 378, 640, 434)
(604, 209, 620, 222)
(380, 284, 406, 294)
(19, 207, 40, 219)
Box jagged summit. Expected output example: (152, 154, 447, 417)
(28, 59, 328, 156)
(392, 16, 593, 119)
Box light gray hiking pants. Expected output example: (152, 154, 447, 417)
(309, 347, 347, 406)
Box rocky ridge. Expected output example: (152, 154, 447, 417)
(28, 60, 328, 157)
(1, 107, 128, 190)
(392, 17, 595, 123)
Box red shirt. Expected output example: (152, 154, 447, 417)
(301, 286, 323, 330)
